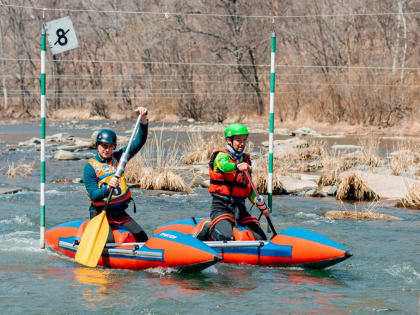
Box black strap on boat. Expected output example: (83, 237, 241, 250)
(257, 245, 261, 265)
(129, 198, 136, 213)
(192, 217, 197, 224)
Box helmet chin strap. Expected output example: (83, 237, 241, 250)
(226, 143, 244, 159)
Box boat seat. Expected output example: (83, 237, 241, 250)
(112, 229, 136, 243)
(76, 220, 136, 243)
(233, 227, 256, 241)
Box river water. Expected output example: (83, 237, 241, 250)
(0, 121, 419, 314)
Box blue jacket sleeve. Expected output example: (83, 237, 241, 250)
(83, 163, 108, 201)
(113, 122, 148, 162)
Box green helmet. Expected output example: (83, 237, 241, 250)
(96, 129, 117, 147)
(224, 123, 249, 139)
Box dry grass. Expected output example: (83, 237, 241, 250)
(318, 151, 343, 187)
(183, 133, 256, 165)
(388, 141, 420, 176)
(390, 152, 414, 176)
(319, 137, 384, 188)
(289, 140, 326, 172)
(125, 165, 185, 192)
(7, 160, 35, 178)
(325, 201, 401, 220)
(318, 170, 340, 187)
(125, 130, 187, 192)
(183, 133, 225, 165)
(266, 139, 326, 174)
(358, 137, 382, 167)
(317, 149, 360, 186)
(297, 140, 325, 160)
(324, 210, 401, 220)
(252, 157, 284, 194)
(50, 108, 93, 120)
(397, 183, 420, 210)
(336, 173, 379, 201)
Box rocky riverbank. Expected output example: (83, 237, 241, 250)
(2, 121, 420, 220)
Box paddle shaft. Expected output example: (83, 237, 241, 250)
(244, 171, 277, 235)
(104, 114, 142, 212)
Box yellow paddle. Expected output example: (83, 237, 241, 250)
(75, 115, 143, 267)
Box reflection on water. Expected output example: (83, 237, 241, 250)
(37, 266, 136, 310)
(73, 268, 116, 302)
(70, 267, 137, 310)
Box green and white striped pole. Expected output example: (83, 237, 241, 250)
(268, 31, 276, 212)
(40, 27, 46, 249)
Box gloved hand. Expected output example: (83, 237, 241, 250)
(255, 196, 270, 217)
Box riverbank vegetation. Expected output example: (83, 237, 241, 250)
(3, 124, 420, 217)
(122, 128, 420, 210)
(124, 131, 186, 192)
(6, 159, 35, 178)
(397, 183, 420, 209)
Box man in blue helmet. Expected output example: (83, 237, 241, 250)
(83, 107, 149, 243)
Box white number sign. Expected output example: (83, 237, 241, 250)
(45, 16, 78, 55)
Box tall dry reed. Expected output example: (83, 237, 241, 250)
(397, 183, 420, 210)
(358, 137, 382, 167)
(336, 173, 379, 201)
(125, 130, 186, 192)
(183, 133, 225, 165)
(252, 157, 284, 194)
(318, 149, 359, 187)
(388, 140, 420, 176)
(7, 160, 35, 178)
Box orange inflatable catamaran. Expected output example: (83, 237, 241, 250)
(154, 217, 352, 269)
(46, 217, 352, 270)
(45, 220, 221, 272)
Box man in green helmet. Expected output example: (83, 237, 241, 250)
(202, 123, 267, 241)
(83, 106, 149, 243)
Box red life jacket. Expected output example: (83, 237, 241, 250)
(208, 148, 252, 198)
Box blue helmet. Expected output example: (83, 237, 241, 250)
(96, 129, 117, 147)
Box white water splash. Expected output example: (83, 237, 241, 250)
(161, 193, 188, 200)
(0, 231, 42, 253)
(0, 215, 33, 227)
(46, 189, 65, 194)
(295, 211, 335, 224)
(202, 265, 218, 274)
(145, 266, 178, 276)
(385, 263, 420, 285)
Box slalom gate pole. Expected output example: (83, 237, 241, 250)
(268, 31, 276, 215)
(40, 25, 46, 249)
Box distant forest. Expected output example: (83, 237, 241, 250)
(0, 0, 418, 126)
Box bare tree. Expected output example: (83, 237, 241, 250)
(0, 18, 8, 110)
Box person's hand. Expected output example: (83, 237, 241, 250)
(261, 209, 270, 217)
(134, 107, 148, 124)
(237, 162, 251, 172)
(255, 196, 270, 217)
(108, 177, 120, 191)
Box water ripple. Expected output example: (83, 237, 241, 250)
(385, 263, 420, 285)
(295, 211, 335, 224)
(0, 231, 41, 253)
(0, 215, 34, 227)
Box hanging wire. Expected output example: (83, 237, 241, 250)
(0, 3, 419, 19)
(0, 57, 418, 71)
